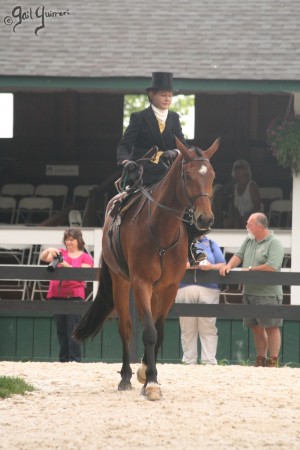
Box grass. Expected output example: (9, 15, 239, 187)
(0, 376, 35, 399)
(218, 359, 230, 366)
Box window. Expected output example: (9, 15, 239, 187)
(175, 94, 195, 140)
(0, 93, 13, 138)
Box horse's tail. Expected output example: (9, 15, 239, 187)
(74, 258, 114, 342)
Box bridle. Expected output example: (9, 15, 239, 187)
(182, 157, 212, 199)
(136, 155, 212, 224)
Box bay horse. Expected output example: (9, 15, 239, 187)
(74, 137, 219, 400)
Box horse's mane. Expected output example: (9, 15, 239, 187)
(151, 146, 205, 196)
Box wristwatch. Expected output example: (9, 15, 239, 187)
(248, 266, 252, 271)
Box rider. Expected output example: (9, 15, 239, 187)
(117, 72, 189, 191)
(115, 72, 211, 245)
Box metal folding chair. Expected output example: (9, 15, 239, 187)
(0, 196, 17, 224)
(0, 244, 33, 300)
(34, 184, 68, 214)
(15, 197, 53, 225)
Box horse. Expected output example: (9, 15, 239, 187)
(74, 137, 219, 400)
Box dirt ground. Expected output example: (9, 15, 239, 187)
(0, 362, 299, 450)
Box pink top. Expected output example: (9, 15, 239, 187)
(47, 248, 94, 300)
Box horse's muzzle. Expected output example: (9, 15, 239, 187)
(194, 213, 214, 230)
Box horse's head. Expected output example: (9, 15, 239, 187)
(175, 136, 220, 230)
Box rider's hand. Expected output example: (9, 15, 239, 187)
(121, 160, 143, 191)
(123, 161, 137, 172)
(161, 149, 179, 165)
(122, 161, 142, 181)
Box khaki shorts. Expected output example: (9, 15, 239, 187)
(243, 294, 283, 328)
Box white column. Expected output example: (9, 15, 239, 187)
(290, 93, 300, 304)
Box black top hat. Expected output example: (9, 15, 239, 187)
(146, 72, 178, 94)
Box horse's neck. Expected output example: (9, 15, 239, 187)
(150, 162, 186, 231)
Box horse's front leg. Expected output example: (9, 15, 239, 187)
(137, 315, 165, 384)
(137, 284, 179, 400)
(139, 311, 162, 401)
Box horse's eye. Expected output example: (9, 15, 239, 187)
(185, 174, 191, 181)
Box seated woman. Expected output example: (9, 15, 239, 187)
(223, 159, 261, 229)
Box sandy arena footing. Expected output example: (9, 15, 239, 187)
(0, 362, 299, 450)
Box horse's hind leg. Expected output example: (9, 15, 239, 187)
(112, 274, 133, 391)
(118, 318, 133, 391)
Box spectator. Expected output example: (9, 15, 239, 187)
(175, 234, 225, 365)
(223, 159, 261, 229)
(219, 213, 284, 367)
(40, 228, 94, 363)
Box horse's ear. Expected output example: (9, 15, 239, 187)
(203, 137, 220, 160)
(175, 136, 192, 161)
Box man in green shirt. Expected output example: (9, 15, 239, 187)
(220, 213, 284, 367)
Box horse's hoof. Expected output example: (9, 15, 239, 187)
(136, 363, 147, 384)
(118, 380, 132, 391)
(143, 383, 162, 401)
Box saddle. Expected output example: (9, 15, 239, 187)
(107, 190, 143, 220)
(107, 190, 146, 279)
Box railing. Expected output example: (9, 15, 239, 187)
(1, 265, 300, 319)
(1, 265, 300, 362)
(1, 227, 298, 362)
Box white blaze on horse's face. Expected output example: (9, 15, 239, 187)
(199, 165, 208, 175)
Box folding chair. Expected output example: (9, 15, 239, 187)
(1, 183, 34, 198)
(68, 210, 82, 227)
(0, 244, 33, 300)
(259, 187, 283, 215)
(15, 197, 53, 225)
(268, 199, 292, 228)
(72, 185, 98, 220)
(34, 184, 68, 213)
(0, 196, 17, 224)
